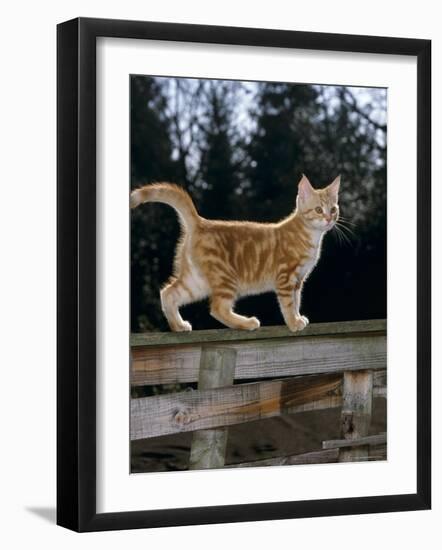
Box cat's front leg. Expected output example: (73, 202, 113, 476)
(276, 284, 308, 332)
(293, 283, 309, 328)
(287, 315, 308, 332)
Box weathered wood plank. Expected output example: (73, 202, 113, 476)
(338, 370, 373, 462)
(369, 444, 387, 461)
(131, 333, 386, 386)
(189, 348, 236, 470)
(374, 369, 387, 388)
(227, 441, 386, 468)
(228, 448, 340, 468)
(131, 377, 386, 441)
(341, 444, 387, 462)
(374, 386, 387, 398)
(323, 432, 386, 450)
(131, 319, 386, 347)
(130, 373, 343, 440)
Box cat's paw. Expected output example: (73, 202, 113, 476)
(300, 315, 309, 326)
(173, 321, 193, 332)
(287, 317, 308, 332)
(244, 316, 260, 331)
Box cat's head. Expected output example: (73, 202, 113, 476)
(296, 175, 340, 231)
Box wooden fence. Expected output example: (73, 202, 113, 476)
(130, 319, 387, 469)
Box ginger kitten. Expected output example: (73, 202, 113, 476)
(131, 175, 340, 332)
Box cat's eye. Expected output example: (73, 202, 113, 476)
(330, 206, 337, 214)
(315, 206, 323, 214)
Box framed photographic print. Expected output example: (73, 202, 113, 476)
(57, 17, 431, 532)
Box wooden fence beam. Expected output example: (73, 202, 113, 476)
(323, 432, 386, 450)
(228, 440, 387, 468)
(130, 372, 346, 440)
(338, 370, 374, 462)
(130, 372, 386, 440)
(228, 448, 340, 468)
(131, 319, 386, 347)
(131, 334, 386, 386)
(188, 347, 236, 470)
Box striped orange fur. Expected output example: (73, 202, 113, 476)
(131, 175, 340, 332)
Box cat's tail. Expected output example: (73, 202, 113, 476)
(130, 183, 200, 230)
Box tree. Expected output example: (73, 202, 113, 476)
(198, 82, 241, 219)
(245, 82, 319, 222)
(298, 86, 387, 323)
(130, 76, 178, 331)
(131, 76, 175, 185)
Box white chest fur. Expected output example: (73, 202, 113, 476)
(298, 250, 319, 280)
(297, 233, 324, 281)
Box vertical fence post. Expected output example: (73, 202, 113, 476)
(339, 370, 373, 462)
(189, 347, 236, 470)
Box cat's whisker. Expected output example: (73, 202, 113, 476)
(336, 228, 356, 246)
(333, 224, 353, 247)
(336, 223, 356, 237)
(339, 228, 352, 247)
(336, 221, 358, 240)
(338, 222, 357, 231)
(331, 225, 344, 247)
(337, 216, 357, 226)
(331, 226, 342, 247)
(336, 228, 345, 248)
(337, 217, 358, 228)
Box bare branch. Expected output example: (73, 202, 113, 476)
(343, 89, 387, 133)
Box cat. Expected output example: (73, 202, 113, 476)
(130, 174, 340, 332)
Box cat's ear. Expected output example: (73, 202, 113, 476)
(327, 175, 341, 198)
(298, 174, 315, 201)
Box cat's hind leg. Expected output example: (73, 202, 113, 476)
(210, 292, 260, 331)
(160, 278, 194, 332)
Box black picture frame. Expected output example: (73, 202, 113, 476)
(57, 17, 431, 532)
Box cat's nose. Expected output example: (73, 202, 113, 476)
(325, 215, 332, 223)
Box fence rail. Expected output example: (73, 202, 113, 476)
(131, 319, 385, 347)
(131, 371, 386, 440)
(130, 319, 387, 468)
(131, 319, 386, 386)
